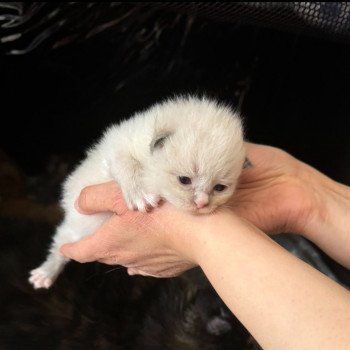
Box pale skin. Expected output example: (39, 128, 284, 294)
(60, 142, 350, 349)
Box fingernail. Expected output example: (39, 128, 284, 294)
(74, 198, 87, 214)
(74, 198, 81, 212)
(59, 244, 68, 257)
(128, 268, 136, 276)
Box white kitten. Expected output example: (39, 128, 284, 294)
(29, 96, 245, 289)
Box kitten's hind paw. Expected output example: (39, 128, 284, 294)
(29, 268, 53, 289)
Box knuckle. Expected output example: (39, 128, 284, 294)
(101, 250, 133, 266)
(110, 197, 129, 215)
(103, 249, 118, 260)
(120, 252, 136, 266)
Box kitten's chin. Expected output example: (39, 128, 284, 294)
(191, 206, 218, 215)
(174, 203, 212, 215)
(166, 198, 217, 215)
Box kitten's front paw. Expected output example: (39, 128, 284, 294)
(124, 191, 161, 212)
(143, 193, 161, 208)
(29, 268, 54, 289)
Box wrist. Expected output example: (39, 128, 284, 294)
(182, 210, 251, 266)
(302, 170, 350, 237)
(156, 206, 215, 265)
(300, 166, 350, 267)
(162, 207, 233, 265)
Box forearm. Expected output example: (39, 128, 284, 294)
(186, 212, 350, 350)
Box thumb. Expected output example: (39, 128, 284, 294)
(60, 233, 100, 263)
(60, 214, 123, 263)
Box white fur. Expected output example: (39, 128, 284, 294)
(29, 96, 245, 289)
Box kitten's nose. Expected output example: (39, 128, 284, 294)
(194, 193, 209, 209)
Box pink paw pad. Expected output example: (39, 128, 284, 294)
(29, 269, 53, 289)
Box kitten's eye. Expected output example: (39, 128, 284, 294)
(178, 176, 192, 185)
(213, 184, 227, 192)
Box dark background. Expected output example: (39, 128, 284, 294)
(1, 3, 350, 186)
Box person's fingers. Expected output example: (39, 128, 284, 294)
(76, 181, 128, 215)
(127, 268, 138, 275)
(60, 215, 122, 262)
(127, 260, 194, 278)
(60, 235, 100, 263)
(127, 268, 160, 277)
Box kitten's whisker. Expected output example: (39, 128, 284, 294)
(85, 266, 126, 282)
(105, 266, 126, 274)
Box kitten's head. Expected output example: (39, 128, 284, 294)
(146, 97, 245, 214)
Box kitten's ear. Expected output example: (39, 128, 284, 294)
(150, 132, 172, 153)
(243, 157, 253, 169)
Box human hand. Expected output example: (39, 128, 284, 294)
(60, 142, 350, 276)
(60, 142, 319, 277)
(60, 182, 198, 277)
(233, 143, 350, 269)
(231, 143, 321, 234)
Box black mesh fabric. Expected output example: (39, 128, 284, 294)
(1, 2, 350, 55)
(155, 2, 350, 39)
